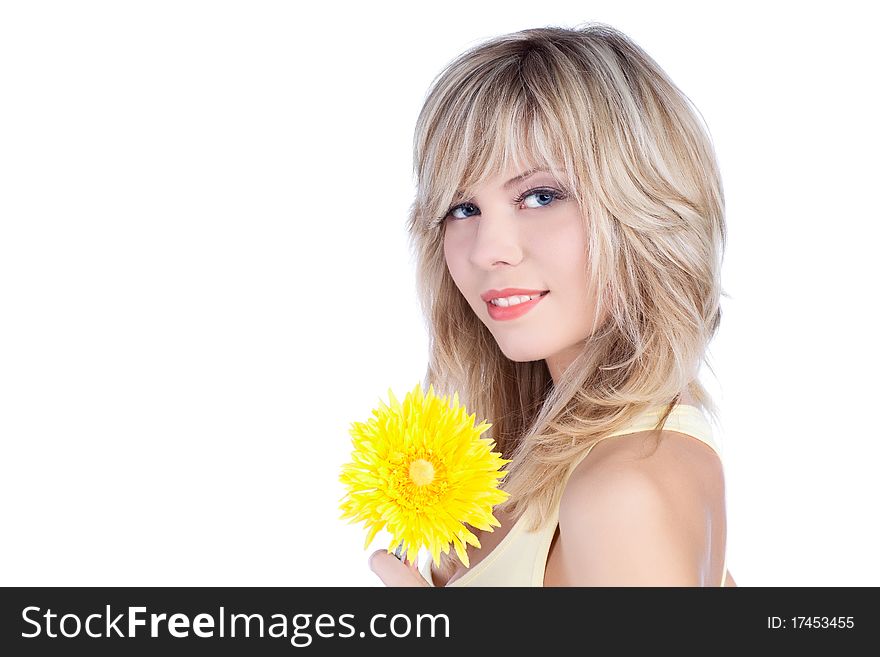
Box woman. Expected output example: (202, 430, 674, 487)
(370, 22, 737, 587)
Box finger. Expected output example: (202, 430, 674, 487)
(369, 549, 429, 587)
(403, 556, 421, 579)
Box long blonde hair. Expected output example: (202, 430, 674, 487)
(405, 22, 727, 576)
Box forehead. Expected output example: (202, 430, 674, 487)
(453, 163, 565, 201)
(427, 98, 585, 216)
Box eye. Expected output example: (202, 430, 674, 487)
(443, 187, 567, 222)
(521, 190, 558, 209)
(447, 202, 479, 221)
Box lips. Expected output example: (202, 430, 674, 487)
(484, 291, 549, 321)
(480, 288, 549, 302)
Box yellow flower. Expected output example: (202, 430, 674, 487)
(338, 383, 510, 568)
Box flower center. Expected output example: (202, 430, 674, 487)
(408, 458, 435, 486)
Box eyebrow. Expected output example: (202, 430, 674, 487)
(503, 167, 549, 188)
(453, 167, 552, 201)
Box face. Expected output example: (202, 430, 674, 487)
(442, 164, 605, 385)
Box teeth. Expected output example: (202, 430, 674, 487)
(490, 293, 543, 307)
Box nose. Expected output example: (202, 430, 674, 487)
(468, 207, 524, 270)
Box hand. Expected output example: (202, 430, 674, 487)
(368, 549, 431, 587)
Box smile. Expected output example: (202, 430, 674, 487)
(485, 291, 549, 321)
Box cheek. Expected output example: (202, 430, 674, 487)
(443, 235, 482, 314)
(442, 234, 464, 290)
(544, 226, 592, 303)
(533, 226, 588, 277)
(558, 219, 589, 260)
(443, 231, 465, 274)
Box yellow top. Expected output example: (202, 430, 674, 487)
(418, 403, 728, 587)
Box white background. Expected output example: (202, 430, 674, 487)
(1, 1, 877, 587)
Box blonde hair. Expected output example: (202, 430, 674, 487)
(405, 22, 727, 577)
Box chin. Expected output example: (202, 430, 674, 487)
(495, 341, 549, 363)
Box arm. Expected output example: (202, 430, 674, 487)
(724, 570, 738, 587)
(555, 436, 723, 586)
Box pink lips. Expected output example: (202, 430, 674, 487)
(480, 288, 548, 302)
(485, 291, 549, 321)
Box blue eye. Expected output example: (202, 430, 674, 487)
(443, 188, 567, 222)
(522, 191, 556, 209)
(449, 202, 479, 220)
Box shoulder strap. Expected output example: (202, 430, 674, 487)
(607, 404, 721, 458)
(564, 404, 721, 485)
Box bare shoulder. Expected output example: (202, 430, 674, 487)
(556, 430, 726, 586)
